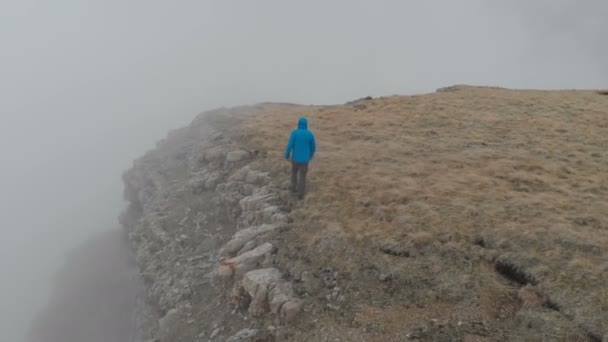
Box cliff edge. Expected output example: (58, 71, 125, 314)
(122, 87, 608, 341)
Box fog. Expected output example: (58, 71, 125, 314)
(0, 1, 606, 341)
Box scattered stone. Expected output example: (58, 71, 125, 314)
(379, 273, 392, 282)
(221, 224, 279, 256)
(122, 117, 296, 341)
(229, 166, 250, 182)
(178, 216, 189, 226)
(238, 240, 258, 256)
(280, 299, 303, 323)
(226, 150, 250, 162)
(245, 170, 269, 185)
(269, 281, 294, 314)
(210, 327, 220, 339)
(204, 146, 226, 162)
(216, 243, 274, 280)
(300, 271, 322, 294)
(241, 268, 282, 316)
(158, 308, 180, 338)
(205, 172, 222, 189)
(226, 328, 260, 341)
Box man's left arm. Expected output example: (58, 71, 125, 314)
(309, 132, 316, 159)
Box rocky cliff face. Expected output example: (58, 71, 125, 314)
(121, 107, 301, 341)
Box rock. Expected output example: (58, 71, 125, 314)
(379, 273, 392, 282)
(269, 282, 294, 314)
(239, 192, 275, 213)
(229, 166, 251, 182)
(210, 327, 220, 339)
(226, 328, 260, 341)
(204, 146, 226, 162)
(158, 308, 180, 338)
(271, 213, 288, 225)
(238, 240, 258, 256)
(245, 170, 269, 185)
(300, 271, 322, 294)
(280, 299, 303, 323)
(241, 268, 282, 316)
(221, 224, 279, 256)
(205, 172, 221, 189)
(187, 171, 209, 193)
(216, 243, 274, 279)
(261, 205, 281, 222)
(226, 150, 250, 162)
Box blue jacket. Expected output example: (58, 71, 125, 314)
(285, 117, 316, 163)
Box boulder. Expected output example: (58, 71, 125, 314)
(229, 166, 251, 182)
(239, 192, 275, 213)
(245, 170, 269, 185)
(226, 150, 250, 162)
(301, 271, 322, 294)
(226, 328, 261, 341)
(268, 281, 294, 314)
(158, 308, 180, 340)
(237, 240, 258, 256)
(204, 146, 226, 162)
(241, 268, 282, 317)
(221, 224, 279, 256)
(260, 205, 281, 222)
(271, 213, 288, 225)
(216, 243, 274, 279)
(280, 299, 303, 323)
(204, 172, 222, 190)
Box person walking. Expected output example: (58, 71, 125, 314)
(285, 117, 316, 199)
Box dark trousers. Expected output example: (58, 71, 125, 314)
(291, 162, 309, 199)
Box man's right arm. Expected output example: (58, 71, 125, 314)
(309, 132, 316, 159)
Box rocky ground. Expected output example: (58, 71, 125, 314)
(121, 87, 608, 341)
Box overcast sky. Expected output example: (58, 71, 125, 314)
(0, 1, 606, 341)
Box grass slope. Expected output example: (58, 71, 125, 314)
(242, 86, 608, 340)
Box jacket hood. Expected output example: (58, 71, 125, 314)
(298, 117, 308, 129)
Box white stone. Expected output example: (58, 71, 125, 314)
(242, 268, 282, 317)
(216, 243, 273, 279)
(221, 224, 279, 256)
(237, 240, 258, 256)
(269, 281, 294, 314)
(204, 172, 221, 189)
(226, 328, 259, 341)
(226, 150, 250, 162)
(229, 166, 250, 182)
(245, 170, 269, 184)
(158, 308, 179, 337)
(204, 146, 226, 162)
(210, 327, 220, 339)
(280, 299, 303, 323)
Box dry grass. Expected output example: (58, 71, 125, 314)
(241, 86, 608, 339)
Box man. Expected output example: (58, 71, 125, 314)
(285, 117, 316, 199)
